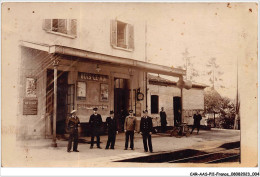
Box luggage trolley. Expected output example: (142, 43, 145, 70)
(170, 123, 190, 137)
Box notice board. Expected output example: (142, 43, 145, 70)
(23, 99, 38, 115)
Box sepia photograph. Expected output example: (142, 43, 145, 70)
(1, 1, 258, 173)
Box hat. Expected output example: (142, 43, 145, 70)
(93, 107, 98, 111)
(71, 110, 77, 114)
(143, 110, 148, 113)
(110, 110, 114, 114)
(129, 110, 133, 113)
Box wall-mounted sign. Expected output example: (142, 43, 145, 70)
(25, 78, 37, 98)
(100, 83, 109, 101)
(77, 104, 108, 110)
(77, 81, 86, 100)
(78, 72, 109, 82)
(23, 99, 38, 115)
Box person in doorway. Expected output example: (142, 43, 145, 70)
(120, 109, 128, 131)
(105, 111, 118, 149)
(67, 110, 80, 153)
(191, 110, 202, 134)
(89, 107, 103, 149)
(177, 109, 182, 125)
(140, 110, 153, 153)
(124, 110, 136, 150)
(160, 107, 167, 132)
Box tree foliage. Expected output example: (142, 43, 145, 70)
(204, 87, 236, 129)
(204, 87, 222, 113)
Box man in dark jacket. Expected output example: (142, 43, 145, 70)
(124, 110, 136, 150)
(160, 107, 167, 132)
(191, 110, 202, 134)
(67, 110, 80, 152)
(105, 110, 118, 149)
(89, 107, 103, 149)
(140, 110, 153, 153)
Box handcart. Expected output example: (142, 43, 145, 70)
(170, 123, 190, 137)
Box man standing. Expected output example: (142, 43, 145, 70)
(124, 110, 136, 150)
(191, 110, 202, 134)
(67, 110, 80, 153)
(160, 107, 167, 132)
(89, 107, 103, 149)
(140, 110, 153, 153)
(105, 110, 118, 149)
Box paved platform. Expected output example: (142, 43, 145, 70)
(9, 128, 240, 167)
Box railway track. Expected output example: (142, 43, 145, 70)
(116, 141, 240, 163)
(167, 147, 239, 163)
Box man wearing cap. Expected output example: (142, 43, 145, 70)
(105, 111, 118, 149)
(89, 108, 103, 149)
(124, 110, 136, 150)
(67, 110, 80, 152)
(140, 110, 153, 153)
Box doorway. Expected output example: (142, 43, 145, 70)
(114, 78, 130, 131)
(173, 97, 181, 126)
(46, 69, 69, 135)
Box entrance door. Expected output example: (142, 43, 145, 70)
(46, 69, 68, 135)
(173, 97, 181, 126)
(114, 78, 129, 131)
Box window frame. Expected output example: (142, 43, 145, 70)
(151, 95, 159, 114)
(111, 19, 134, 51)
(43, 19, 77, 39)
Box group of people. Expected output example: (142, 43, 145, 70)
(66, 108, 154, 153)
(66, 107, 202, 153)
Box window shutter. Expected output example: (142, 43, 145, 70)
(110, 20, 117, 47)
(128, 24, 134, 50)
(70, 19, 77, 37)
(42, 19, 52, 31)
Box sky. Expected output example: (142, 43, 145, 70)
(139, 3, 257, 100)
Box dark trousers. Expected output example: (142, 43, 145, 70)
(91, 135, 100, 147)
(142, 133, 153, 152)
(191, 124, 200, 134)
(67, 132, 78, 151)
(106, 133, 116, 149)
(161, 124, 167, 132)
(125, 131, 134, 149)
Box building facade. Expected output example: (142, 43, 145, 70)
(6, 4, 187, 139)
(147, 74, 207, 127)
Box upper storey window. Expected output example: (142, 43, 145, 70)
(42, 19, 77, 38)
(111, 20, 134, 51)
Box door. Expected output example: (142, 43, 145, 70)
(114, 78, 129, 131)
(173, 97, 181, 126)
(46, 70, 68, 135)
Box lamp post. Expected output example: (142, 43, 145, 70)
(51, 55, 60, 147)
(177, 76, 192, 123)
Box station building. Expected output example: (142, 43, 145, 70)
(3, 4, 206, 139)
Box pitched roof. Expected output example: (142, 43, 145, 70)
(148, 74, 208, 89)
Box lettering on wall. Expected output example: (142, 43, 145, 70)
(77, 104, 108, 110)
(78, 72, 109, 82)
(23, 99, 38, 115)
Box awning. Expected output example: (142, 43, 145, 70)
(20, 40, 186, 78)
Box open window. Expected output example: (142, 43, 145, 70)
(111, 20, 134, 51)
(42, 19, 77, 38)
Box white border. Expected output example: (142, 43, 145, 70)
(0, 0, 259, 176)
